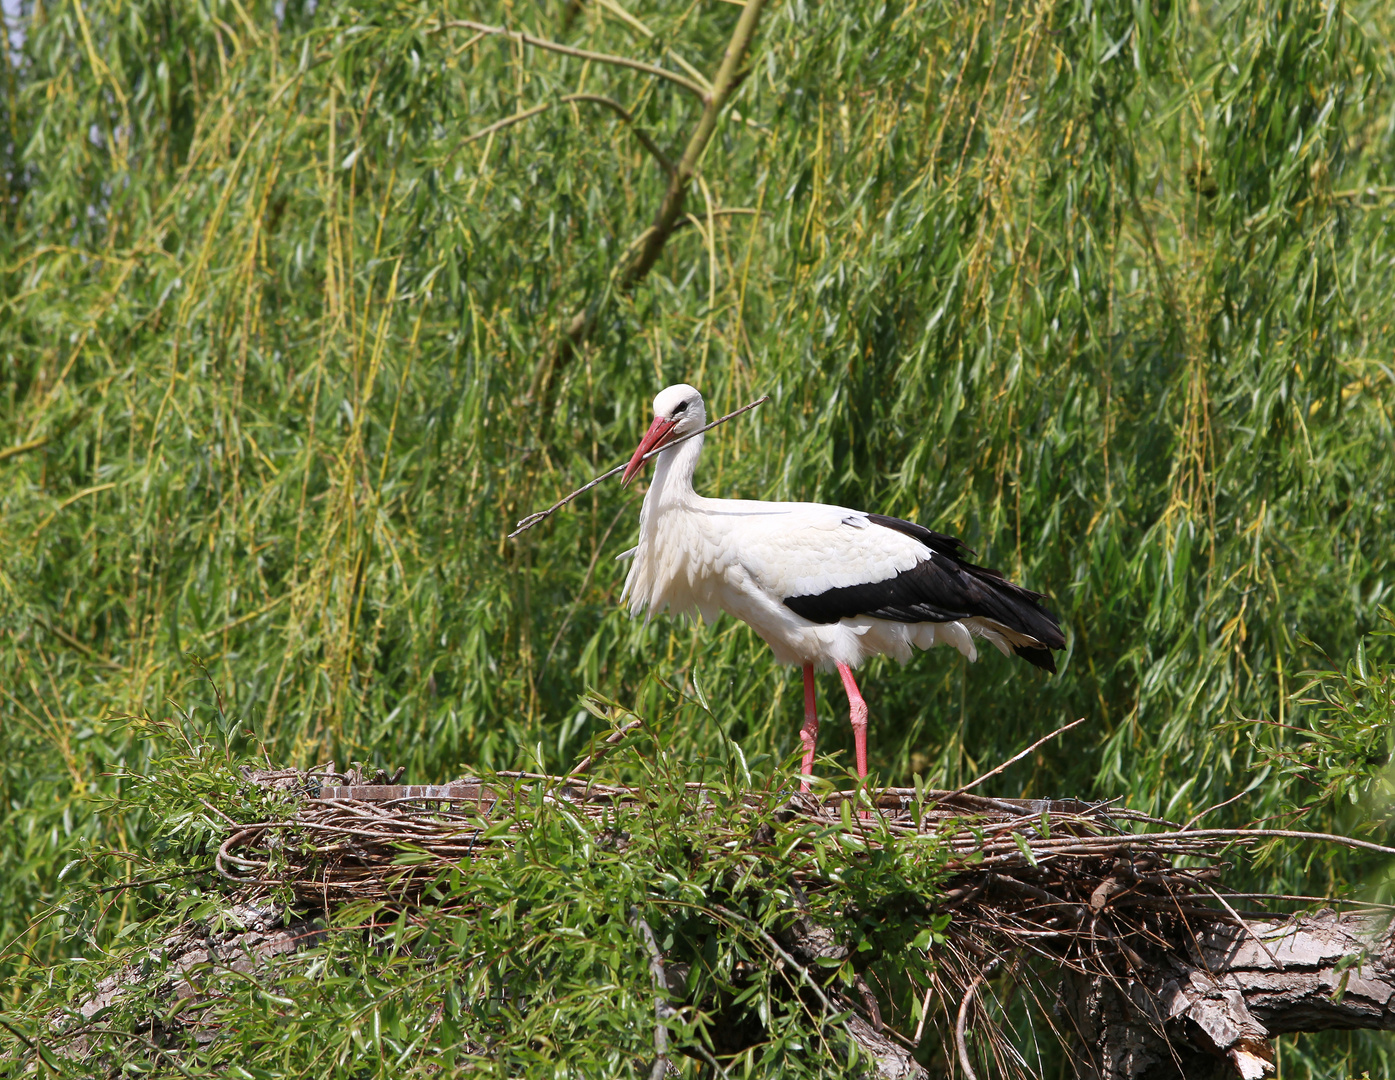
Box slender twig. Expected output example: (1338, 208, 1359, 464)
(912, 979, 936, 1047)
(568, 719, 645, 777)
(564, 94, 674, 174)
(437, 19, 708, 101)
(0, 433, 50, 463)
(508, 395, 768, 537)
(956, 975, 984, 1080)
(461, 101, 553, 146)
(938, 718, 1087, 804)
(1126, 828, 1395, 859)
(1181, 788, 1253, 831)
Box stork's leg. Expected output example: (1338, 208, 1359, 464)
(836, 663, 869, 781)
(798, 663, 820, 792)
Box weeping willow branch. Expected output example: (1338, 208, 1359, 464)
(529, 0, 768, 419)
(462, 93, 674, 176)
(437, 19, 708, 101)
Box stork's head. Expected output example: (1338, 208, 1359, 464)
(622, 384, 707, 487)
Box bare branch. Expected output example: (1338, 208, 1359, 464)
(939, 717, 1087, 804)
(629, 907, 672, 1080)
(955, 975, 984, 1080)
(437, 19, 708, 101)
(529, 0, 768, 419)
(563, 94, 674, 174)
(507, 395, 768, 537)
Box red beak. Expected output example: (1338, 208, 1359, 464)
(622, 416, 679, 487)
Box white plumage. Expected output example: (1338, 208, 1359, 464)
(619, 384, 1064, 788)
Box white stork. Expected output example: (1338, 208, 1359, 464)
(618, 384, 1065, 790)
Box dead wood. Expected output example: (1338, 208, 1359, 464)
(1060, 911, 1395, 1080)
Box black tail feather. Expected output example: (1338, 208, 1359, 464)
(1013, 644, 1058, 674)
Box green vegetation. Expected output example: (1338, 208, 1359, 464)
(2, 0, 1394, 1073)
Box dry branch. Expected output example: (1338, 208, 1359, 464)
(508, 394, 768, 536)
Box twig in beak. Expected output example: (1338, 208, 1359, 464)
(508, 395, 769, 538)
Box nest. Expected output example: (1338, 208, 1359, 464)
(219, 764, 1249, 931)
(207, 765, 1321, 1078)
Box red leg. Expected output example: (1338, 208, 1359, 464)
(837, 663, 869, 781)
(799, 663, 819, 792)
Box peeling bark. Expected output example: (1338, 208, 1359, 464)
(1061, 912, 1395, 1080)
(51, 901, 325, 1058)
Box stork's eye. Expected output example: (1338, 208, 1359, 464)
(671, 400, 690, 416)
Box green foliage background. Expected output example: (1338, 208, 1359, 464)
(2, 0, 1394, 1072)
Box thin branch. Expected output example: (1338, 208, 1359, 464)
(563, 94, 674, 174)
(590, 0, 714, 96)
(568, 719, 645, 777)
(461, 101, 553, 146)
(0, 433, 50, 463)
(615, 0, 765, 290)
(938, 718, 1087, 804)
(912, 979, 935, 1047)
(1132, 828, 1395, 859)
(437, 19, 708, 101)
(529, 0, 768, 417)
(1181, 787, 1254, 831)
(956, 975, 985, 1080)
(629, 906, 672, 1080)
(508, 395, 768, 537)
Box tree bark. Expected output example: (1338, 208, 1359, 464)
(1060, 911, 1395, 1080)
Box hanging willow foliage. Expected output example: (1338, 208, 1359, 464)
(1, 0, 1394, 1071)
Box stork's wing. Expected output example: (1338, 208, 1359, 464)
(729, 507, 1066, 669)
(694, 501, 930, 598)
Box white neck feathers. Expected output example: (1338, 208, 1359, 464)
(643, 431, 704, 512)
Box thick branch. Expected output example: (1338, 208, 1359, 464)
(1061, 911, 1395, 1080)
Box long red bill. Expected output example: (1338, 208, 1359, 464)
(621, 416, 679, 487)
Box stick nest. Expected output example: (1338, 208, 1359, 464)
(206, 765, 1306, 1077)
(219, 764, 1250, 953)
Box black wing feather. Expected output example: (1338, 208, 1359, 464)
(781, 513, 1064, 672)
